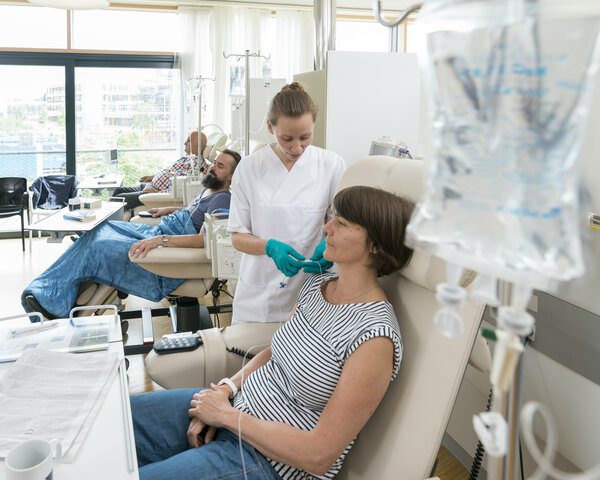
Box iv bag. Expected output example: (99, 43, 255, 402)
(408, 0, 600, 290)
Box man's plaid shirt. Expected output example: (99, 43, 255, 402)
(151, 156, 199, 191)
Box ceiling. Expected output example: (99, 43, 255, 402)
(109, 0, 419, 13)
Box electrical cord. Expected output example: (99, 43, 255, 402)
(469, 386, 494, 480)
(227, 347, 256, 360)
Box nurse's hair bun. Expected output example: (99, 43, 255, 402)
(268, 82, 317, 125)
(281, 82, 305, 92)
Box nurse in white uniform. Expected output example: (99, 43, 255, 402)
(228, 82, 346, 324)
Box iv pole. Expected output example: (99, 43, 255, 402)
(187, 75, 215, 143)
(370, 3, 510, 480)
(223, 50, 271, 156)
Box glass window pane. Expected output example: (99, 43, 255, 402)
(72, 10, 178, 52)
(336, 19, 389, 52)
(0, 65, 66, 181)
(75, 67, 181, 189)
(0, 5, 66, 49)
(406, 21, 425, 54)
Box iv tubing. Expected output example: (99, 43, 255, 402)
(506, 348, 525, 480)
(520, 402, 600, 480)
(487, 386, 506, 480)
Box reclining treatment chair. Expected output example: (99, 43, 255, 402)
(71, 201, 233, 332)
(336, 156, 486, 479)
(70, 235, 219, 337)
(134, 131, 229, 218)
(143, 154, 487, 480)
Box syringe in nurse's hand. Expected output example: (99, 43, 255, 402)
(279, 276, 289, 288)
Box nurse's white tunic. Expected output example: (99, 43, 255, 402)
(228, 144, 346, 324)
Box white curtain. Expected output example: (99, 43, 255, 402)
(210, 6, 271, 140)
(270, 9, 315, 82)
(177, 6, 316, 147)
(177, 6, 213, 139)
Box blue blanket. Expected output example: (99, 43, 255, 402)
(22, 210, 198, 318)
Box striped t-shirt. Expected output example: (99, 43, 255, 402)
(233, 272, 403, 479)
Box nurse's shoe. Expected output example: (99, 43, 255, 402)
(24, 294, 59, 320)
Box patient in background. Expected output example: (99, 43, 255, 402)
(22, 150, 240, 320)
(112, 131, 208, 211)
(130, 186, 415, 480)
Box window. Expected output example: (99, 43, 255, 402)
(0, 5, 66, 49)
(72, 10, 178, 52)
(0, 65, 66, 180)
(336, 19, 390, 53)
(0, 5, 179, 232)
(75, 67, 180, 186)
(405, 20, 425, 55)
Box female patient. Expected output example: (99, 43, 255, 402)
(131, 186, 415, 480)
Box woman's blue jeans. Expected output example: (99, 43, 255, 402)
(130, 389, 281, 480)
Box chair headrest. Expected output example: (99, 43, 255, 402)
(336, 156, 474, 291)
(203, 134, 228, 163)
(206, 131, 227, 148)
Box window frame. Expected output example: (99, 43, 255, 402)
(0, 51, 175, 176)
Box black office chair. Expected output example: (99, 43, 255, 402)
(0, 177, 30, 251)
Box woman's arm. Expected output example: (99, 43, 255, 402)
(190, 336, 394, 475)
(224, 305, 295, 392)
(187, 345, 273, 448)
(231, 232, 267, 256)
(228, 346, 271, 390)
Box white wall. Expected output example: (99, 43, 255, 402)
(326, 51, 420, 164)
(295, 51, 420, 164)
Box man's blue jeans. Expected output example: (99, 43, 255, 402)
(131, 389, 281, 480)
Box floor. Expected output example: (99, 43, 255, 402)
(0, 235, 469, 479)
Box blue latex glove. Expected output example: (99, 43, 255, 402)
(303, 237, 333, 274)
(265, 239, 306, 277)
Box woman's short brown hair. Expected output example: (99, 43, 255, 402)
(267, 82, 318, 126)
(333, 186, 415, 276)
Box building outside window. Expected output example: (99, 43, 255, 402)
(0, 6, 180, 187)
(0, 65, 67, 181)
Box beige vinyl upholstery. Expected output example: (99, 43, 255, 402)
(132, 246, 212, 279)
(146, 323, 280, 389)
(203, 132, 228, 162)
(138, 175, 189, 210)
(143, 155, 486, 480)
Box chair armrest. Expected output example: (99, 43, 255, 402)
(130, 247, 212, 279)
(139, 193, 184, 208)
(132, 247, 208, 264)
(22, 192, 29, 211)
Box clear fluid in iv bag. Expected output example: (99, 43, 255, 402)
(407, 0, 600, 289)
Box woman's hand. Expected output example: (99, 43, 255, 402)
(129, 236, 162, 258)
(187, 417, 218, 448)
(188, 385, 234, 431)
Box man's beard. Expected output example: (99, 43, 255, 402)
(201, 172, 224, 190)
